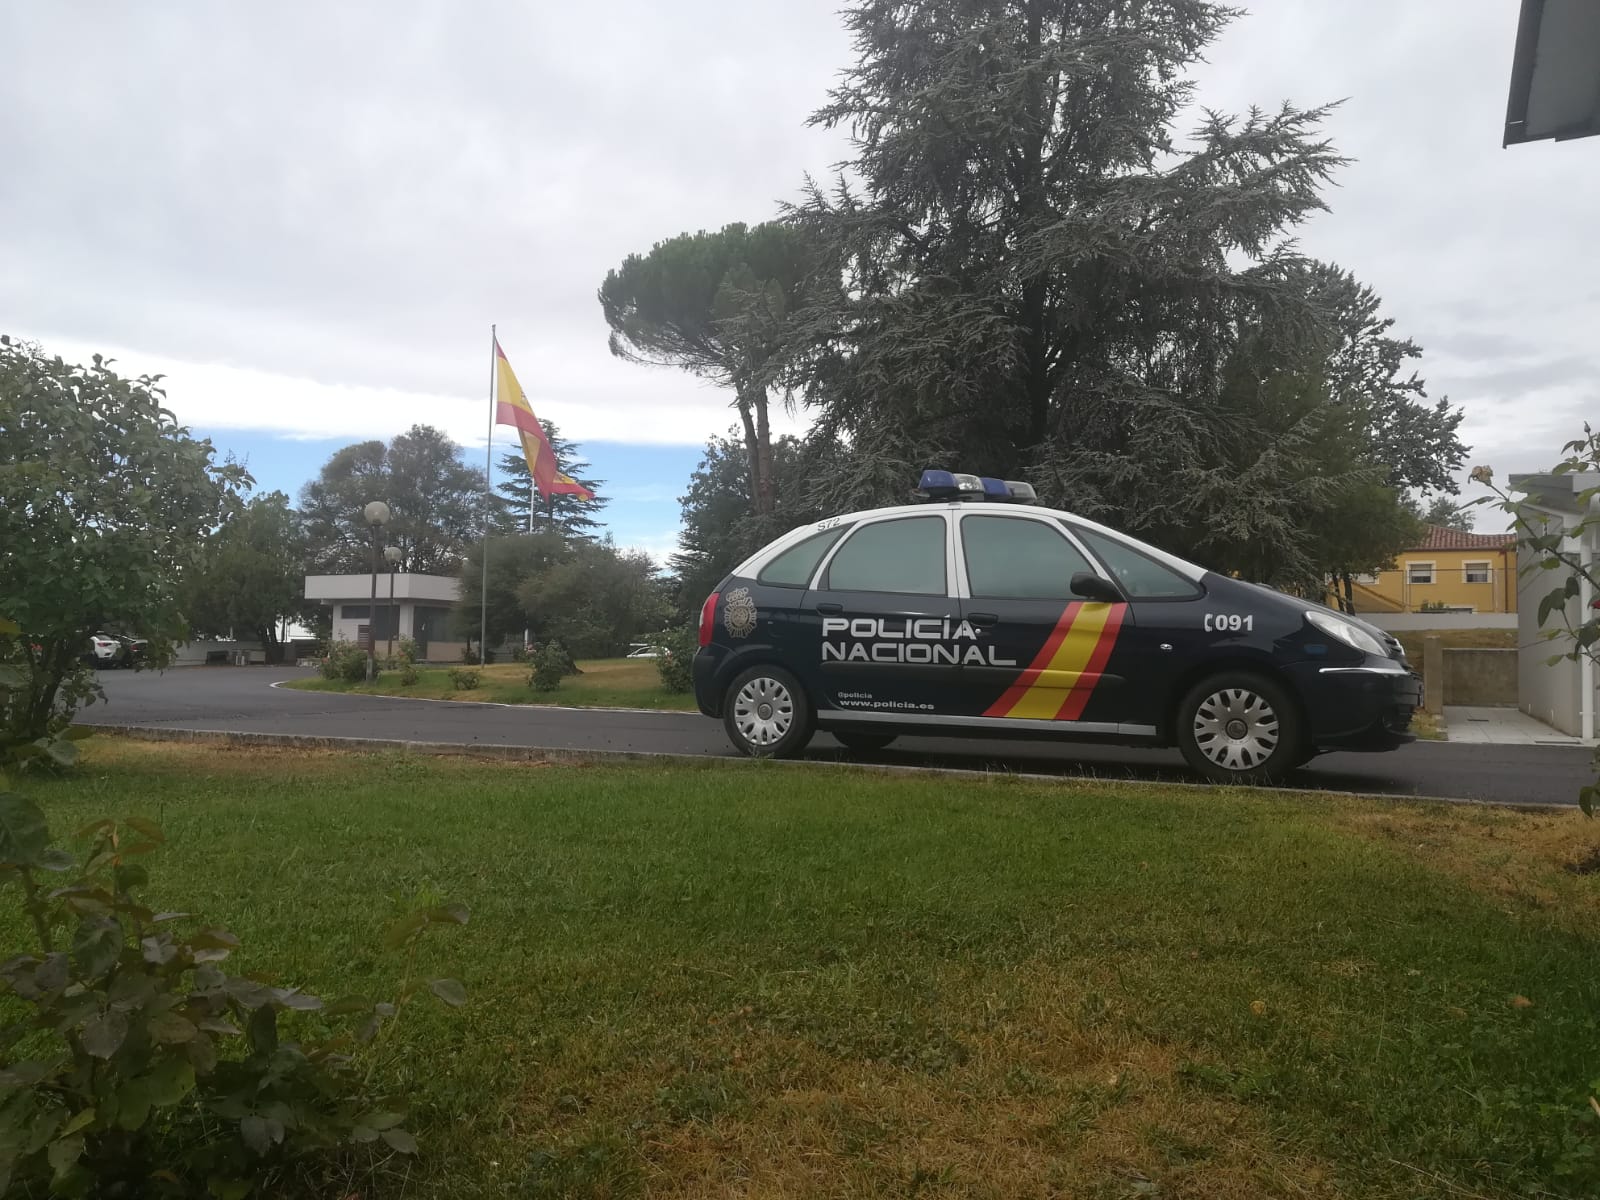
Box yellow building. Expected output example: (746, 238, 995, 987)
(1346, 525, 1518, 615)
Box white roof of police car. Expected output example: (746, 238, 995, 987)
(732, 502, 1207, 583)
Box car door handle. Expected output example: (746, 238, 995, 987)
(967, 612, 999, 627)
(815, 602, 844, 615)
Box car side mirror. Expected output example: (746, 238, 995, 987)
(1070, 572, 1122, 603)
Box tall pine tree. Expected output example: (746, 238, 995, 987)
(788, 0, 1463, 581)
(496, 419, 607, 543)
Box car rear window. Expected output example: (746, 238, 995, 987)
(961, 514, 1097, 599)
(824, 516, 947, 595)
(757, 526, 849, 588)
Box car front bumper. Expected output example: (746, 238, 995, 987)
(1292, 661, 1424, 752)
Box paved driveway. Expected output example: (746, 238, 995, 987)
(77, 666, 1595, 806)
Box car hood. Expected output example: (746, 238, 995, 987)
(1228, 579, 1396, 645)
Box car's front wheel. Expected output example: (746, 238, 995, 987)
(723, 665, 813, 758)
(1176, 672, 1305, 785)
(830, 731, 897, 753)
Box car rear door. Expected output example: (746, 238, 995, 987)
(801, 513, 970, 718)
(955, 512, 1134, 727)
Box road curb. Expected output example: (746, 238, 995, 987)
(82, 724, 1574, 812)
(265, 678, 697, 717)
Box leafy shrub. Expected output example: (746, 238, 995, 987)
(399, 664, 420, 687)
(447, 667, 480, 691)
(651, 627, 698, 694)
(0, 794, 468, 1197)
(319, 640, 371, 684)
(395, 636, 418, 666)
(530, 642, 568, 692)
(460, 648, 496, 666)
(509, 643, 530, 664)
(1, 616, 95, 775)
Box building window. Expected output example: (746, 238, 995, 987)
(1406, 562, 1435, 586)
(1463, 560, 1492, 584)
(413, 606, 454, 643)
(341, 605, 370, 620)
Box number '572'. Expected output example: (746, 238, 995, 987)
(1204, 613, 1254, 633)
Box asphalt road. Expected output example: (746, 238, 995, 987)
(77, 666, 1594, 806)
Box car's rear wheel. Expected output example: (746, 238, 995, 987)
(723, 665, 813, 758)
(830, 731, 897, 753)
(1176, 672, 1304, 785)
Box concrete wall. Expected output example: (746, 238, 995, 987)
(1517, 527, 1584, 735)
(1363, 611, 1518, 632)
(1443, 648, 1518, 707)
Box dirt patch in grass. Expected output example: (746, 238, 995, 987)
(517, 999, 1341, 1200)
(1330, 803, 1600, 930)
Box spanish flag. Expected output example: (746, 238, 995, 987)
(494, 339, 595, 502)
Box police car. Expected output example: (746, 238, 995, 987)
(691, 471, 1422, 784)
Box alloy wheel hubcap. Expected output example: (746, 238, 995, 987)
(733, 677, 794, 747)
(1193, 687, 1280, 772)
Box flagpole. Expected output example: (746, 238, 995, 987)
(481, 323, 496, 664)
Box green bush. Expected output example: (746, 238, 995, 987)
(651, 627, 698, 694)
(319, 640, 371, 684)
(509, 643, 529, 664)
(0, 793, 467, 1197)
(530, 641, 567, 692)
(395, 636, 418, 666)
(447, 667, 480, 691)
(1, 616, 94, 776)
(399, 664, 420, 687)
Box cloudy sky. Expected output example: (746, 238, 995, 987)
(2, 0, 1593, 555)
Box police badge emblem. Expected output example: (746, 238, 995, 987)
(723, 587, 757, 639)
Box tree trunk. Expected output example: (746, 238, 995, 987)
(736, 393, 763, 514)
(754, 391, 775, 517)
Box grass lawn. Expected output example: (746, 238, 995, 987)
(286, 657, 697, 711)
(10, 739, 1600, 1199)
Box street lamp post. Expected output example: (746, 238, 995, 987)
(384, 544, 402, 662)
(363, 501, 391, 683)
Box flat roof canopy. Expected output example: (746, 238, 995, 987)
(1504, 0, 1600, 145)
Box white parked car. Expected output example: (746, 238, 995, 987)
(624, 644, 664, 659)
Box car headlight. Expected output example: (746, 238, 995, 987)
(1305, 611, 1387, 658)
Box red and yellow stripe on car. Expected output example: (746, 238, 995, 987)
(984, 602, 1127, 721)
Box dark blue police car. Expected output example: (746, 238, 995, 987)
(692, 471, 1422, 784)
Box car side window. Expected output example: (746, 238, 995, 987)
(1073, 527, 1202, 599)
(961, 515, 1097, 600)
(824, 516, 947, 595)
(758, 526, 850, 588)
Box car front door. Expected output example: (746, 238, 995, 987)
(955, 512, 1134, 728)
(1068, 525, 1210, 735)
(802, 513, 969, 719)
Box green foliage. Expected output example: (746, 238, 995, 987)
(650, 628, 697, 694)
(455, 532, 568, 650)
(784, 3, 1463, 581)
(398, 665, 420, 687)
(447, 668, 481, 691)
(513, 540, 671, 659)
(2, 618, 95, 780)
(669, 433, 815, 618)
(0, 337, 248, 746)
(299, 425, 491, 576)
(394, 637, 418, 667)
(0, 792, 467, 1196)
(318, 641, 370, 684)
(496, 420, 608, 540)
(530, 642, 570, 692)
(600, 222, 818, 516)
(183, 491, 308, 664)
